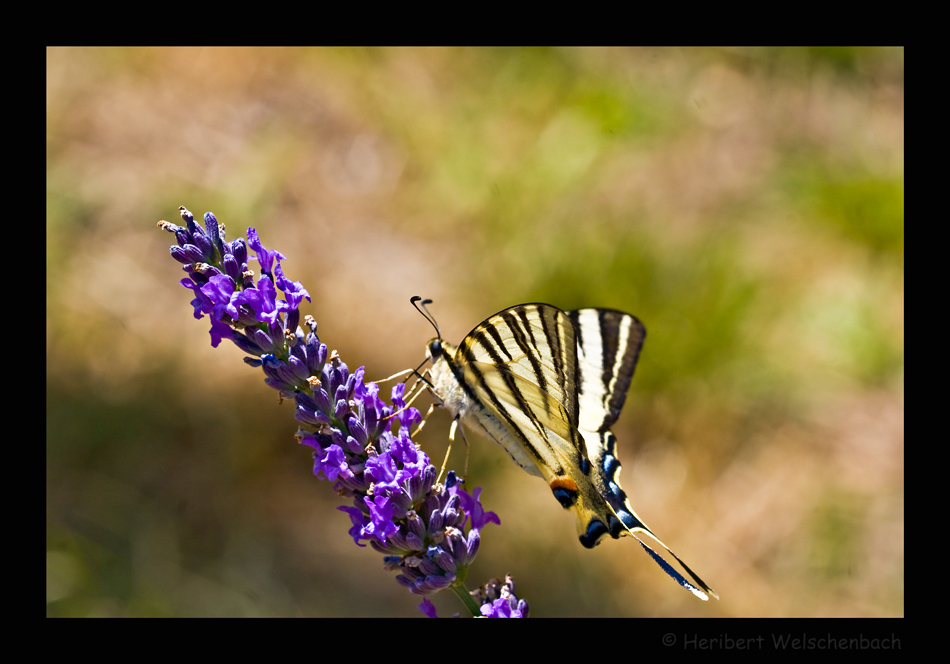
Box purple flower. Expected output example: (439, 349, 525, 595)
(454, 485, 501, 531)
(339, 505, 369, 548)
(242, 274, 281, 327)
(208, 317, 235, 348)
(480, 596, 528, 618)
(247, 227, 285, 277)
(159, 207, 522, 617)
(179, 278, 213, 320)
(473, 576, 529, 618)
(418, 598, 440, 618)
(275, 262, 311, 310)
(363, 495, 400, 542)
(315, 443, 351, 482)
(201, 274, 245, 322)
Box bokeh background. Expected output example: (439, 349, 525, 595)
(47, 47, 903, 617)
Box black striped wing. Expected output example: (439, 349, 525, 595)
(449, 304, 585, 481)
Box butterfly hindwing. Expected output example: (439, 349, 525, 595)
(569, 309, 651, 530)
(568, 308, 645, 434)
(569, 308, 718, 599)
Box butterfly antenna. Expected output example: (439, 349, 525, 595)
(376, 298, 441, 388)
(411, 296, 442, 340)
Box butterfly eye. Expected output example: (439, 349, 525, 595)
(429, 340, 443, 358)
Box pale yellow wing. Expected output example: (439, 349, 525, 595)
(449, 304, 582, 475)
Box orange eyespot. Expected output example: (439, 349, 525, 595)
(550, 477, 580, 509)
(550, 477, 578, 493)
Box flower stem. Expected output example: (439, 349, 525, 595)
(451, 582, 482, 617)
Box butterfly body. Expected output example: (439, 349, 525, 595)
(425, 302, 717, 601)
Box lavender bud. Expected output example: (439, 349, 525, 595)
(169, 246, 191, 264)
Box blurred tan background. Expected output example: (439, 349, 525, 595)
(46, 47, 903, 617)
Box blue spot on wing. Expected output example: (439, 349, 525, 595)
(580, 519, 609, 548)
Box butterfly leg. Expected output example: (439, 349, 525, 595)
(412, 402, 438, 438)
(382, 373, 431, 424)
(436, 417, 470, 484)
(456, 420, 471, 479)
(436, 417, 457, 484)
(373, 367, 416, 384)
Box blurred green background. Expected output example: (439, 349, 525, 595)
(47, 47, 903, 617)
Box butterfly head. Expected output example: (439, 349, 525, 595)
(425, 338, 445, 362)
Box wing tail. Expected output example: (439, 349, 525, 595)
(583, 428, 718, 600)
(625, 523, 719, 601)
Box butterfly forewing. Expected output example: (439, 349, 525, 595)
(454, 305, 583, 479)
(462, 305, 578, 421)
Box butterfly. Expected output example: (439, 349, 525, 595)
(413, 297, 717, 601)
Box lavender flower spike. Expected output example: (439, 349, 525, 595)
(159, 207, 524, 617)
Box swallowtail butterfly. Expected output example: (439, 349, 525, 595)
(416, 298, 717, 601)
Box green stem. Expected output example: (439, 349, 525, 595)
(451, 582, 481, 617)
